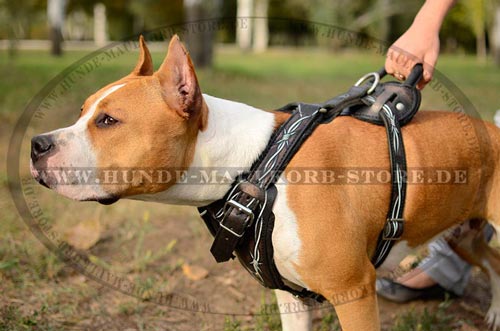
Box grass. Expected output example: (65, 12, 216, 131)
(222, 297, 458, 331)
(0, 303, 58, 331)
(391, 299, 455, 331)
(0, 46, 498, 330)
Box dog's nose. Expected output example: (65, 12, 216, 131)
(31, 135, 55, 162)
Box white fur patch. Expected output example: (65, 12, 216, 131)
(274, 289, 312, 331)
(272, 181, 308, 289)
(139, 94, 277, 205)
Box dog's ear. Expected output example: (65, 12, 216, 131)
(154, 35, 202, 120)
(130, 35, 153, 76)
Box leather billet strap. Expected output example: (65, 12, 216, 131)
(209, 83, 373, 264)
(199, 185, 327, 303)
(371, 97, 408, 267)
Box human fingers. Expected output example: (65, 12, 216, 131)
(386, 47, 418, 81)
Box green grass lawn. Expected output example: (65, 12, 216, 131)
(0, 46, 498, 331)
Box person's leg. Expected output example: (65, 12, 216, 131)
(377, 224, 494, 302)
(403, 237, 472, 294)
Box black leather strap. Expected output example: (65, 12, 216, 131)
(199, 186, 327, 303)
(371, 98, 408, 267)
(210, 83, 373, 263)
(198, 65, 421, 302)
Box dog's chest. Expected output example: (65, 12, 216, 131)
(271, 182, 308, 289)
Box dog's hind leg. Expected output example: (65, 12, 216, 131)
(274, 290, 312, 331)
(448, 220, 500, 330)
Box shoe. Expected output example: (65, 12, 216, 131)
(376, 277, 454, 303)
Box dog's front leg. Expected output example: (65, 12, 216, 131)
(320, 261, 380, 331)
(332, 288, 380, 331)
(274, 290, 312, 331)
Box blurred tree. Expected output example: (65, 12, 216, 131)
(183, 0, 221, 68)
(308, 0, 420, 48)
(47, 0, 66, 55)
(236, 0, 252, 51)
(128, 0, 183, 34)
(93, 3, 107, 46)
(253, 0, 268, 52)
(493, 4, 500, 65)
(268, 0, 310, 46)
(463, 0, 490, 62)
(218, 1, 237, 42)
(441, 2, 476, 53)
(0, 0, 45, 57)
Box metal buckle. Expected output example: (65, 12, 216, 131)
(354, 72, 380, 95)
(220, 200, 255, 238)
(382, 218, 404, 240)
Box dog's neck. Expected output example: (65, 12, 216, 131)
(133, 94, 277, 206)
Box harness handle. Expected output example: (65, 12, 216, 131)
(377, 67, 387, 79)
(377, 64, 423, 88)
(404, 64, 423, 87)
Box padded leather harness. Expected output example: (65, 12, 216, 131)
(198, 65, 423, 303)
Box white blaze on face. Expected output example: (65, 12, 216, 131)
(32, 83, 126, 201)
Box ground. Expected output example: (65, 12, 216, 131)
(0, 46, 498, 330)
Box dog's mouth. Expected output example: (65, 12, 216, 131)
(30, 162, 50, 189)
(36, 177, 50, 189)
(31, 161, 120, 205)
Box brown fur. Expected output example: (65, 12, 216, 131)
(83, 36, 207, 198)
(272, 112, 500, 330)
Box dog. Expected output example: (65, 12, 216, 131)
(30, 35, 500, 331)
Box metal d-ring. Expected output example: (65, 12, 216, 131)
(354, 72, 380, 95)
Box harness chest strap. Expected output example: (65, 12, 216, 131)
(208, 85, 371, 264)
(198, 67, 420, 302)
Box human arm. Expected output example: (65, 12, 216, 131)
(385, 0, 456, 89)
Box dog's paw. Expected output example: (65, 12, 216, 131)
(486, 307, 500, 331)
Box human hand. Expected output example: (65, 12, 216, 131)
(385, 23, 440, 89)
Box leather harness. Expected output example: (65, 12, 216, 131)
(198, 65, 423, 303)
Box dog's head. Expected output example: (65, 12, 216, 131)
(30, 36, 207, 204)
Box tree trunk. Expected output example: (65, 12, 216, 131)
(493, 6, 500, 66)
(94, 3, 108, 47)
(476, 30, 487, 63)
(183, 0, 217, 68)
(236, 0, 253, 51)
(47, 0, 66, 56)
(252, 0, 268, 53)
(49, 27, 63, 56)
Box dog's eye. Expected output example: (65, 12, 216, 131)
(103, 116, 118, 126)
(80, 106, 83, 112)
(96, 114, 119, 128)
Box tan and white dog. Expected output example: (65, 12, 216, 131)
(30, 36, 500, 331)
